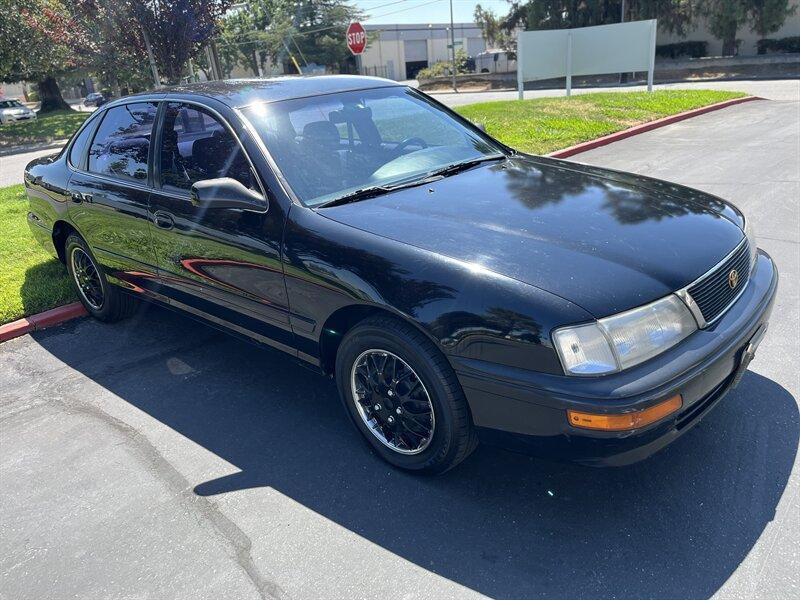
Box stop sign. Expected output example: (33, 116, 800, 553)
(346, 22, 367, 55)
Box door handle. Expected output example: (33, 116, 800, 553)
(153, 211, 175, 230)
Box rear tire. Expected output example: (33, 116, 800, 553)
(65, 233, 137, 322)
(335, 315, 478, 474)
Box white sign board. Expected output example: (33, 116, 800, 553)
(517, 19, 657, 98)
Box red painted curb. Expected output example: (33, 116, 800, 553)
(548, 96, 761, 159)
(0, 302, 87, 343)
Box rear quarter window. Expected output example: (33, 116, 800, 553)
(68, 117, 98, 169)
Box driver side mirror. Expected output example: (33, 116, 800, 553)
(190, 178, 266, 212)
(473, 121, 487, 132)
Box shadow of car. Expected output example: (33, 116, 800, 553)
(29, 304, 798, 598)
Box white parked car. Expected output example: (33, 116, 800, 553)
(0, 99, 37, 124)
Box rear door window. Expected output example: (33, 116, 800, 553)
(88, 102, 158, 182)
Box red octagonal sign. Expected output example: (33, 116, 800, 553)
(346, 22, 367, 55)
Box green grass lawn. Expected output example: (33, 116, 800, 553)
(455, 90, 746, 155)
(0, 109, 89, 149)
(0, 185, 75, 325)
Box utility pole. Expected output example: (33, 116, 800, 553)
(141, 24, 161, 88)
(449, 0, 457, 92)
(210, 40, 223, 80)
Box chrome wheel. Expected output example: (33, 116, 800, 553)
(350, 349, 435, 455)
(71, 247, 104, 310)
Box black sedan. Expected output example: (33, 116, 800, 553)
(24, 77, 777, 473)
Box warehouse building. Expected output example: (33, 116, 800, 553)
(359, 23, 486, 81)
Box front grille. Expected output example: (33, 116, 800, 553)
(687, 239, 751, 324)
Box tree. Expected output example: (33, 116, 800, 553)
(73, 0, 151, 96)
(474, 4, 513, 50)
(125, 0, 233, 84)
(291, 0, 363, 72)
(697, 0, 749, 55)
(0, 0, 90, 112)
(748, 0, 796, 38)
(218, 1, 295, 77)
(696, 0, 794, 56)
(502, 1, 693, 36)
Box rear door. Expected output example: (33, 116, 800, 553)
(148, 100, 293, 352)
(67, 101, 160, 294)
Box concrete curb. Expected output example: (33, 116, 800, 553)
(0, 302, 87, 343)
(0, 139, 68, 157)
(547, 96, 761, 159)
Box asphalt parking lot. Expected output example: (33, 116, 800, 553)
(2, 95, 798, 599)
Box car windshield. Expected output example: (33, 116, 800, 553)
(0, 100, 23, 108)
(240, 86, 504, 207)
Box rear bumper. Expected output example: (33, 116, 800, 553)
(453, 250, 778, 466)
(27, 213, 58, 259)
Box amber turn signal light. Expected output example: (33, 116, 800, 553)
(567, 395, 683, 431)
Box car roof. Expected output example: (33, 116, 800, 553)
(123, 75, 402, 109)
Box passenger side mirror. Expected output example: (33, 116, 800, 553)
(190, 178, 266, 212)
(473, 121, 487, 132)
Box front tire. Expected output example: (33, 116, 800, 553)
(65, 233, 136, 322)
(335, 315, 477, 473)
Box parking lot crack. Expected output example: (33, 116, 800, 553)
(57, 399, 290, 600)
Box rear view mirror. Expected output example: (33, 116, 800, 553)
(190, 178, 266, 211)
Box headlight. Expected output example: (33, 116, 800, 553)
(744, 218, 757, 269)
(553, 295, 698, 376)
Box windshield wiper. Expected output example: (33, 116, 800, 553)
(316, 186, 396, 208)
(316, 154, 506, 209)
(316, 174, 446, 208)
(423, 154, 506, 179)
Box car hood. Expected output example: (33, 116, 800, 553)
(318, 155, 745, 318)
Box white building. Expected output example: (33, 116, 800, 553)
(658, 1, 799, 57)
(359, 23, 486, 81)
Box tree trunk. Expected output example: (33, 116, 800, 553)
(37, 76, 72, 113)
(110, 74, 122, 100)
(722, 30, 738, 56)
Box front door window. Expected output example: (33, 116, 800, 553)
(159, 102, 255, 193)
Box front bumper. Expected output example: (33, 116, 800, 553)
(1, 112, 36, 123)
(453, 250, 778, 466)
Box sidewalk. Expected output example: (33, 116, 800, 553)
(429, 78, 800, 106)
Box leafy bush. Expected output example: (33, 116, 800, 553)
(757, 36, 800, 55)
(656, 41, 708, 59)
(417, 48, 470, 79)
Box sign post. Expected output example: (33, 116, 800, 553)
(517, 20, 657, 97)
(347, 22, 367, 56)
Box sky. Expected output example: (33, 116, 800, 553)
(352, 0, 512, 25)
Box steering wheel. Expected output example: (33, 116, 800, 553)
(393, 137, 428, 155)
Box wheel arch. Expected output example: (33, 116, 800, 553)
(318, 303, 443, 376)
(52, 220, 80, 264)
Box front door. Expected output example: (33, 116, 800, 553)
(67, 101, 160, 294)
(148, 101, 293, 352)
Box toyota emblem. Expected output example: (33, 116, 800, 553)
(728, 269, 739, 289)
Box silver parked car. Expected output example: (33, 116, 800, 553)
(0, 99, 37, 124)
